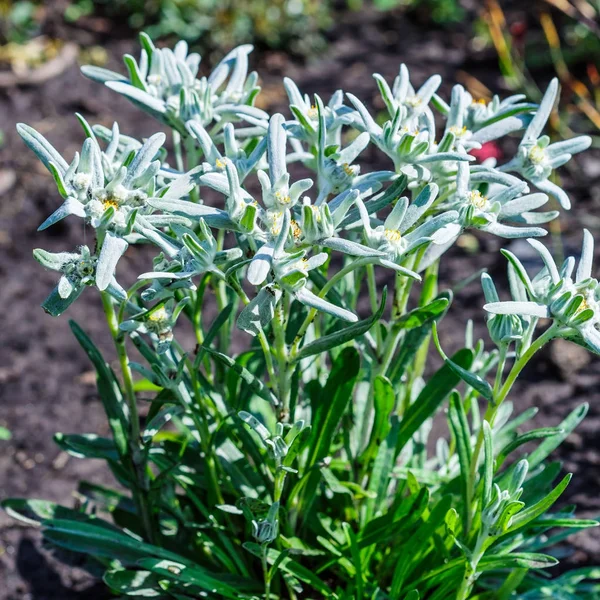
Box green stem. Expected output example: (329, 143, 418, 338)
(100, 291, 156, 544)
(273, 299, 291, 422)
(290, 257, 376, 358)
(465, 325, 558, 535)
(262, 544, 271, 600)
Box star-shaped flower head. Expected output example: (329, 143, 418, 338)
(347, 84, 474, 184)
(186, 121, 267, 181)
(438, 84, 535, 153)
(448, 162, 556, 239)
(19, 122, 201, 291)
(356, 183, 457, 277)
(498, 78, 592, 209)
(484, 230, 600, 354)
(81, 34, 268, 133)
(34, 246, 126, 316)
(137, 219, 243, 302)
(311, 96, 393, 204)
(283, 77, 353, 146)
(120, 297, 189, 354)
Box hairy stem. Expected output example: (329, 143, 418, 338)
(101, 291, 156, 544)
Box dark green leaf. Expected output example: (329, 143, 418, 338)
(292, 288, 386, 362)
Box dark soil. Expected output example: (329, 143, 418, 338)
(1, 3, 600, 598)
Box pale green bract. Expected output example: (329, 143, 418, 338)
(12, 31, 600, 600)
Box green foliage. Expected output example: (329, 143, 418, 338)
(5, 29, 600, 600)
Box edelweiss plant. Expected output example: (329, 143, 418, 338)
(5, 33, 600, 599)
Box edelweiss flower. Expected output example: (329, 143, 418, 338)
(356, 183, 456, 277)
(120, 298, 189, 354)
(347, 90, 474, 183)
(438, 85, 535, 152)
(187, 121, 266, 181)
(82, 34, 267, 133)
(448, 162, 556, 238)
(498, 78, 592, 209)
(484, 230, 600, 354)
(34, 246, 126, 316)
(137, 220, 242, 301)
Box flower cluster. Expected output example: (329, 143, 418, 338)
(484, 230, 600, 355)
(23, 36, 592, 356)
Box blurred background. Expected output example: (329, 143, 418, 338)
(0, 1, 599, 598)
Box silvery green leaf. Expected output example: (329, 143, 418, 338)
(143, 215, 192, 227)
(224, 45, 252, 95)
(338, 132, 370, 165)
(528, 239, 561, 283)
(346, 93, 382, 136)
(500, 249, 536, 297)
(124, 133, 166, 185)
(107, 279, 127, 302)
(283, 76, 305, 108)
(105, 81, 166, 119)
(513, 210, 558, 225)
(237, 286, 281, 337)
(187, 122, 220, 164)
(483, 223, 547, 239)
(247, 242, 275, 286)
(470, 168, 524, 187)
(239, 411, 272, 440)
(545, 136, 592, 159)
(17, 124, 69, 175)
(38, 198, 86, 231)
(416, 74, 442, 105)
(481, 273, 500, 303)
(579, 326, 600, 355)
(42, 285, 84, 317)
(33, 249, 78, 271)
(295, 287, 357, 322)
(484, 301, 550, 318)
(402, 183, 438, 232)
(576, 229, 594, 283)
(378, 259, 421, 280)
(499, 193, 548, 217)
(58, 275, 75, 299)
(523, 78, 558, 145)
(294, 288, 387, 362)
(418, 152, 474, 164)
(215, 104, 269, 127)
(80, 65, 128, 84)
(96, 232, 128, 291)
(321, 238, 385, 257)
(406, 210, 459, 243)
(267, 113, 287, 184)
(146, 198, 236, 229)
(534, 178, 571, 210)
(471, 116, 526, 144)
(161, 165, 203, 199)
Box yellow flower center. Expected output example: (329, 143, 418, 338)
(342, 163, 355, 177)
(405, 95, 422, 108)
(472, 98, 487, 105)
(215, 158, 227, 170)
(148, 307, 169, 323)
(291, 219, 302, 240)
(384, 229, 402, 243)
(274, 190, 291, 205)
(528, 145, 546, 165)
(575, 296, 591, 316)
(448, 125, 468, 137)
(307, 105, 318, 119)
(468, 190, 488, 210)
(102, 198, 120, 211)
